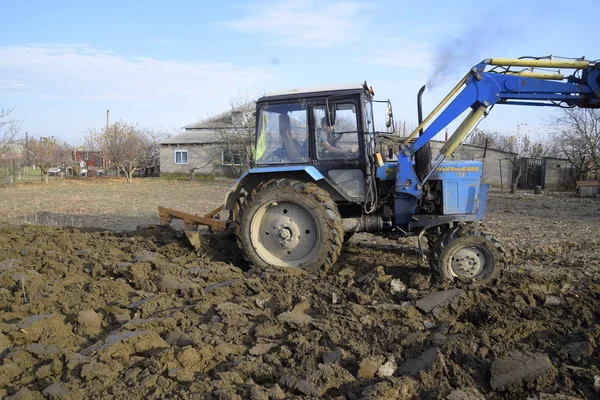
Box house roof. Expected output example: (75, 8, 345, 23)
(184, 102, 255, 130)
(160, 130, 226, 145)
(165, 101, 254, 145)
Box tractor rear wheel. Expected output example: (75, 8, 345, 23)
(236, 179, 343, 273)
(437, 228, 505, 282)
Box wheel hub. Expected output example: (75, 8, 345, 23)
(451, 247, 485, 278)
(271, 219, 300, 249)
(278, 227, 291, 241)
(251, 200, 319, 266)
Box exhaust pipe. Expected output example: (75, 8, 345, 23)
(414, 85, 432, 181)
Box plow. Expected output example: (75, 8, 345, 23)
(158, 205, 229, 250)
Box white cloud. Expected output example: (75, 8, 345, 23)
(224, 0, 367, 48)
(0, 44, 274, 102)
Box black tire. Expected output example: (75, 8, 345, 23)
(343, 232, 355, 245)
(236, 179, 343, 273)
(437, 228, 506, 282)
(427, 224, 463, 271)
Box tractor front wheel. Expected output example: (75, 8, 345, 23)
(236, 179, 343, 273)
(436, 227, 505, 282)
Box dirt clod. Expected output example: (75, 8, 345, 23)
(398, 348, 440, 377)
(357, 355, 386, 379)
(77, 309, 103, 336)
(415, 289, 464, 315)
(249, 343, 278, 356)
(490, 351, 556, 391)
(446, 388, 485, 400)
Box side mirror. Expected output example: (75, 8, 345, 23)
(385, 102, 393, 129)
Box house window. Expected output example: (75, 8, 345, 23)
(175, 150, 188, 164)
(222, 149, 244, 166)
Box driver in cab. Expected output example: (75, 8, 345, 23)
(318, 117, 357, 157)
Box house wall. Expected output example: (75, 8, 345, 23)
(73, 151, 106, 168)
(428, 141, 515, 188)
(543, 158, 574, 189)
(160, 144, 242, 178)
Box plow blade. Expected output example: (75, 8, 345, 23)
(158, 205, 230, 251)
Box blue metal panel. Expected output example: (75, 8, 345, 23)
(476, 184, 488, 220)
(394, 153, 421, 198)
(247, 165, 325, 181)
(393, 153, 422, 225)
(429, 160, 483, 181)
(375, 162, 397, 181)
(430, 161, 483, 215)
(223, 166, 326, 211)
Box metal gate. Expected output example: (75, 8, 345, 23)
(516, 158, 546, 189)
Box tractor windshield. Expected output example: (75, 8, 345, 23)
(254, 103, 309, 164)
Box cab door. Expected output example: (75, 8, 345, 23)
(311, 98, 366, 201)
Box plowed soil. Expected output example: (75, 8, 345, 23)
(0, 182, 599, 399)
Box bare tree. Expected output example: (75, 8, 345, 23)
(86, 121, 155, 183)
(550, 108, 600, 182)
(186, 97, 255, 179)
(466, 128, 558, 158)
(218, 128, 253, 177)
(222, 98, 255, 177)
(26, 136, 71, 184)
(465, 127, 561, 193)
(0, 108, 21, 157)
(139, 129, 168, 177)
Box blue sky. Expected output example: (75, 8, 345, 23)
(1, 0, 598, 144)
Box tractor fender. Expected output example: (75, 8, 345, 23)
(223, 166, 327, 211)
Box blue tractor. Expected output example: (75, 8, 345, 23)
(220, 57, 599, 281)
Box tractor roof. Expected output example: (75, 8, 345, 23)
(258, 84, 369, 102)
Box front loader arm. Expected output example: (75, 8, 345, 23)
(406, 57, 600, 159)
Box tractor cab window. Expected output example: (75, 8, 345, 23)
(364, 98, 376, 155)
(254, 103, 308, 164)
(314, 103, 360, 160)
(364, 99, 375, 134)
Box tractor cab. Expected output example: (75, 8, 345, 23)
(252, 84, 377, 203)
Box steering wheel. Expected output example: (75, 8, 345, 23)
(262, 148, 288, 163)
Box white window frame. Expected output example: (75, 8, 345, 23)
(174, 149, 188, 165)
(221, 148, 243, 166)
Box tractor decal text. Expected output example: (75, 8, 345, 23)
(435, 166, 481, 173)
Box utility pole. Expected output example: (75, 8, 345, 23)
(11, 159, 16, 185)
(106, 109, 110, 129)
(498, 159, 503, 193)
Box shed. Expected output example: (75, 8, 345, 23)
(576, 180, 599, 197)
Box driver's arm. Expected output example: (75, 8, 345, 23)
(322, 141, 348, 154)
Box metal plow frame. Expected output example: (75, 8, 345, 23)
(158, 205, 232, 251)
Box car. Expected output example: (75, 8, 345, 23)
(48, 167, 61, 176)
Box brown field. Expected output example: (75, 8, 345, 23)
(0, 178, 231, 230)
(0, 178, 599, 399)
